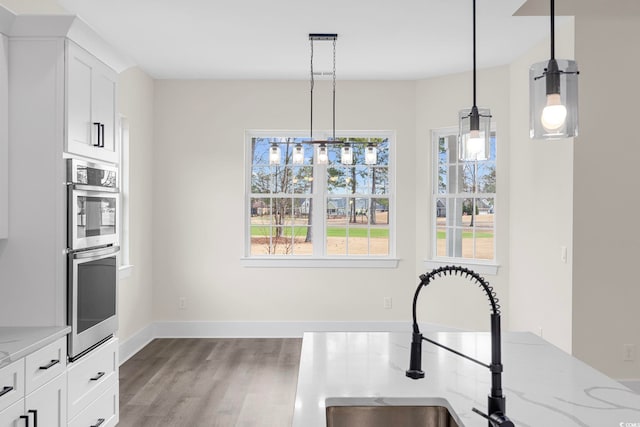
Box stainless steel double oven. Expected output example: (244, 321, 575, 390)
(67, 159, 120, 361)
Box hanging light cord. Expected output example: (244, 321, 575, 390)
(550, 0, 555, 60)
(332, 37, 336, 141)
(310, 38, 314, 141)
(472, 0, 477, 108)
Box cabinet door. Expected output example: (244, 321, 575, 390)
(0, 399, 24, 427)
(24, 373, 66, 427)
(67, 43, 93, 150)
(91, 64, 117, 160)
(65, 41, 118, 164)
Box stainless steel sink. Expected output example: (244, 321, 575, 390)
(325, 398, 460, 427)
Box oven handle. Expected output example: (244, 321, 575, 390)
(73, 246, 120, 260)
(70, 183, 119, 193)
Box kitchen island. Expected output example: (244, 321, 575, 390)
(293, 331, 640, 426)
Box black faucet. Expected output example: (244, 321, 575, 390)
(406, 266, 514, 427)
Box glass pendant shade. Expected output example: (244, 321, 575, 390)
(317, 144, 329, 164)
(529, 59, 579, 139)
(458, 107, 491, 161)
(341, 145, 353, 165)
(365, 144, 377, 165)
(269, 144, 281, 165)
(292, 144, 304, 165)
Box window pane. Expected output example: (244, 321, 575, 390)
(372, 167, 389, 195)
(250, 198, 272, 224)
(348, 231, 369, 255)
(251, 166, 272, 194)
(327, 165, 349, 194)
(478, 161, 496, 193)
(292, 227, 312, 255)
(436, 226, 447, 257)
(251, 137, 271, 165)
(327, 197, 347, 255)
(371, 198, 389, 225)
(292, 167, 313, 193)
(250, 225, 270, 256)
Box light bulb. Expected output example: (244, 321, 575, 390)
(541, 93, 567, 132)
(467, 130, 484, 156)
(365, 145, 377, 165)
(341, 145, 353, 165)
(317, 145, 328, 164)
(269, 144, 281, 165)
(292, 145, 304, 165)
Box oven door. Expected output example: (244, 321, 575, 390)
(68, 245, 119, 360)
(69, 185, 119, 250)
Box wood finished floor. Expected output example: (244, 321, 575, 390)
(118, 338, 302, 427)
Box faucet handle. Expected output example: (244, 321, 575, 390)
(472, 407, 515, 427)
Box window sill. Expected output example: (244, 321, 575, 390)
(240, 257, 400, 268)
(423, 259, 499, 276)
(119, 264, 134, 279)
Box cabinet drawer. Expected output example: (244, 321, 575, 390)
(68, 381, 118, 427)
(0, 359, 24, 413)
(24, 337, 66, 395)
(67, 338, 117, 420)
(0, 359, 24, 411)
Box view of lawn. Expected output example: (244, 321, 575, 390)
(251, 226, 389, 238)
(436, 230, 494, 239)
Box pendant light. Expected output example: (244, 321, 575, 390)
(529, 0, 579, 139)
(269, 143, 281, 165)
(459, 0, 491, 162)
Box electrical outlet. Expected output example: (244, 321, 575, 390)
(538, 327, 543, 338)
(383, 297, 392, 309)
(561, 246, 567, 263)
(624, 344, 636, 361)
(179, 297, 187, 310)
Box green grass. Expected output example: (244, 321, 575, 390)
(437, 231, 493, 239)
(251, 226, 389, 238)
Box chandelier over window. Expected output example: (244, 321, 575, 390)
(269, 34, 378, 166)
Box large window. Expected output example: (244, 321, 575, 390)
(245, 131, 394, 262)
(432, 128, 496, 263)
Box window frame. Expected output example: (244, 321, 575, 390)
(425, 126, 499, 275)
(241, 130, 398, 268)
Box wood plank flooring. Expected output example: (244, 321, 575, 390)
(118, 338, 302, 427)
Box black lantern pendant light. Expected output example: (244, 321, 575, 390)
(529, 0, 579, 139)
(459, 0, 491, 162)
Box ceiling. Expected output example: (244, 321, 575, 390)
(55, 0, 567, 80)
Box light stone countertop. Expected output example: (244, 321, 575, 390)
(0, 326, 71, 367)
(292, 331, 640, 427)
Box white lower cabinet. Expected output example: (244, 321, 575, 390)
(67, 338, 118, 427)
(67, 382, 117, 427)
(24, 372, 67, 427)
(0, 337, 68, 427)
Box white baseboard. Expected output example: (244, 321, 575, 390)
(118, 323, 155, 364)
(118, 320, 463, 365)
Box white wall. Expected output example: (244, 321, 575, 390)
(152, 80, 422, 325)
(507, 21, 575, 354)
(116, 67, 155, 344)
(415, 66, 511, 331)
(573, 15, 640, 379)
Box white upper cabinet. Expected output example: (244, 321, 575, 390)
(66, 41, 118, 164)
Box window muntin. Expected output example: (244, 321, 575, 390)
(433, 129, 496, 261)
(247, 133, 393, 258)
